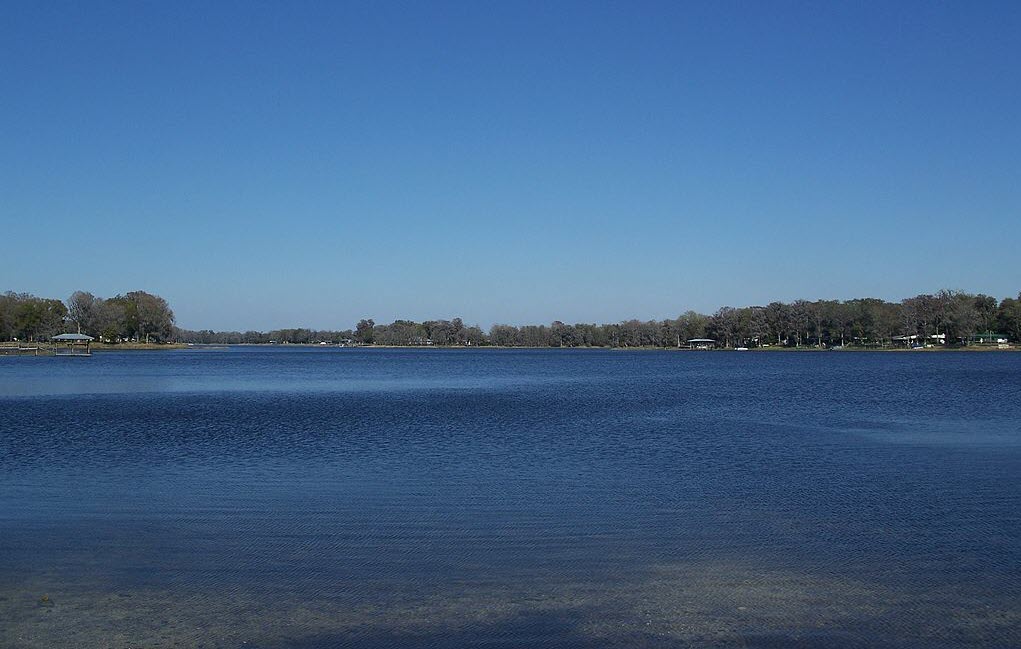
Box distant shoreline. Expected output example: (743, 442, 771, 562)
(4, 343, 1016, 358)
(177, 343, 1019, 352)
(6, 342, 1017, 356)
(5, 287, 1020, 352)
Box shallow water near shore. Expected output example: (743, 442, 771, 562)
(2, 348, 1019, 647)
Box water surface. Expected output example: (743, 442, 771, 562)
(2, 348, 1019, 647)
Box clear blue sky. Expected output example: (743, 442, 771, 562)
(3, 1, 1018, 331)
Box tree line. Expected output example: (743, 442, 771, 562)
(0, 290, 175, 343)
(180, 289, 1021, 348)
(3, 288, 1020, 348)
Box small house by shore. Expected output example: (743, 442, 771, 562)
(52, 333, 94, 356)
(687, 338, 717, 350)
(968, 332, 1010, 348)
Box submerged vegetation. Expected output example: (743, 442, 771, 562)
(4, 288, 1020, 349)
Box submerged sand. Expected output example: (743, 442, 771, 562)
(3, 559, 1018, 648)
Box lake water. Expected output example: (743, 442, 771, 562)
(1, 348, 1019, 648)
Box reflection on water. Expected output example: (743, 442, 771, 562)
(1, 349, 1019, 647)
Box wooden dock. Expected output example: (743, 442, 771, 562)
(0, 345, 52, 356)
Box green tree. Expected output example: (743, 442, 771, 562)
(997, 294, 1021, 342)
(355, 319, 375, 344)
(12, 297, 67, 341)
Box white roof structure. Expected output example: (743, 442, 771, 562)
(52, 333, 94, 341)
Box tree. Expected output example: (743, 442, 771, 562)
(708, 307, 739, 348)
(463, 324, 487, 346)
(998, 294, 1021, 342)
(489, 324, 519, 347)
(96, 300, 126, 341)
(355, 319, 375, 344)
(67, 291, 101, 335)
(875, 300, 903, 345)
(942, 291, 979, 344)
(826, 300, 854, 347)
(676, 311, 708, 344)
(0, 292, 19, 340)
(747, 306, 770, 347)
(973, 294, 999, 332)
(766, 302, 792, 346)
(902, 294, 938, 340)
(12, 297, 67, 341)
(101, 291, 173, 342)
(141, 292, 175, 342)
(790, 300, 812, 347)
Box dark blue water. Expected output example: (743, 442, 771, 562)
(2, 348, 1019, 648)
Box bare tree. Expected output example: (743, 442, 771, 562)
(67, 291, 99, 335)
